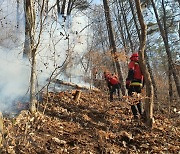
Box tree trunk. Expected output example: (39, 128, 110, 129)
(24, 0, 37, 113)
(168, 64, 173, 103)
(144, 53, 158, 100)
(30, 50, 37, 113)
(61, 0, 66, 15)
(116, 15, 127, 53)
(67, 0, 73, 15)
(128, 0, 141, 39)
(103, 0, 126, 95)
(114, 0, 129, 55)
(151, 0, 180, 97)
(134, 0, 154, 127)
(23, 0, 36, 58)
(57, 0, 60, 15)
(17, 0, 20, 29)
(128, 0, 158, 100)
(118, 0, 134, 53)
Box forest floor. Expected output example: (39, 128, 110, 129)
(0, 89, 179, 154)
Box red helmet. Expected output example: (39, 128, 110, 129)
(130, 52, 139, 62)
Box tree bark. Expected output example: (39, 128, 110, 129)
(103, 0, 126, 95)
(61, 0, 66, 15)
(135, 0, 154, 127)
(23, 0, 36, 58)
(128, 0, 141, 39)
(17, 0, 20, 29)
(144, 53, 158, 100)
(114, 0, 129, 55)
(30, 50, 37, 113)
(24, 0, 37, 113)
(67, 0, 74, 15)
(151, 0, 180, 97)
(57, 0, 60, 15)
(168, 64, 173, 103)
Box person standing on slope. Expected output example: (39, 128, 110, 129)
(126, 53, 144, 119)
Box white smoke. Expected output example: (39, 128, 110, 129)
(0, 0, 93, 112)
(0, 47, 30, 111)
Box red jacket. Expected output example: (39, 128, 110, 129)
(128, 61, 143, 81)
(109, 75, 120, 85)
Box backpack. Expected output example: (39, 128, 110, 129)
(109, 76, 119, 85)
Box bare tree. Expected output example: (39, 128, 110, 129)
(57, 0, 60, 15)
(134, 0, 154, 127)
(56, 0, 90, 17)
(67, 0, 73, 15)
(24, 0, 46, 113)
(150, 0, 180, 97)
(117, 0, 134, 53)
(128, 0, 158, 100)
(23, 0, 36, 113)
(61, 0, 66, 15)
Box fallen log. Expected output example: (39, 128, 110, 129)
(50, 79, 101, 92)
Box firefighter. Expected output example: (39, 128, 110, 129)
(109, 74, 121, 102)
(126, 52, 144, 119)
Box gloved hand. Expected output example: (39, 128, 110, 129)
(126, 80, 131, 89)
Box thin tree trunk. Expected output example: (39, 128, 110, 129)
(24, 0, 37, 113)
(118, 0, 134, 53)
(17, 0, 20, 29)
(128, 0, 158, 100)
(61, 0, 66, 15)
(117, 15, 127, 53)
(168, 65, 173, 103)
(135, 0, 154, 127)
(151, 0, 180, 97)
(144, 53, 158, 100)
(128, 0, 141, 40)
(103, 0, 126, 95)
(162, 0, 173, 102)
(30, 50, 37, 113)
(178, 21, 180, 39)
(23, 0, 34, 57)
(67, 0, 74, 15)
(114, 1, 128, 54)
(57, 0, 60, 15)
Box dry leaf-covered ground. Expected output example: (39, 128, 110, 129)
(0, 90, 179, 154)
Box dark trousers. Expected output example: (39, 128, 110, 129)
(128, 85, 143, 117)
(110, 83, 121, 101)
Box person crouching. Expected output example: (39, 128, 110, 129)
(109, 74, 121, 102)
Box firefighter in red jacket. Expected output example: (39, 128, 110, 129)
(126, 53, 144, 119)
(109, 74, 121, 102)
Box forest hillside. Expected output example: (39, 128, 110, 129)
(0, 0, 179, 153)
(0, 89, 179, 153)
